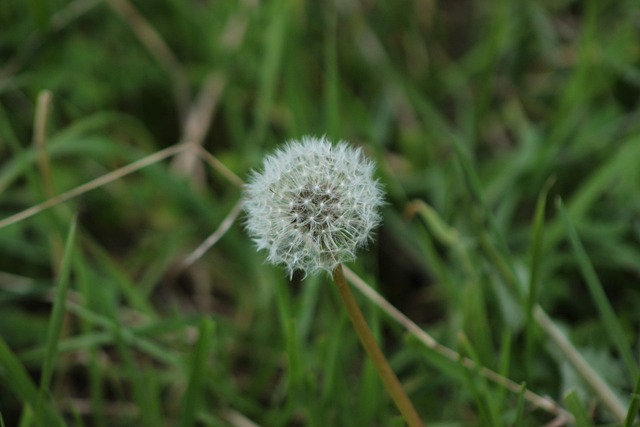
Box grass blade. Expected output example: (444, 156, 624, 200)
(624, 371, 640, 427)
(179, 317, 215, 427)
(563, 389, 592, 427)
(512, 382, 527, 427)
(557, 198, 638, 379)
(458, 332, 502, 427)
(449, 137, 523, 299)
(496, 327, 512, 415)
(323, 4, 340, 139)
(524, 177, 554, 380)
(63, 301, 179, 366)
(113, 327, 162, 426)
(36, 216, 77, 424)
(0, 336, 63, 426)
(252, 0, 290, 144)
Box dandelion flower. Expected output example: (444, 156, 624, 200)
(244, 137, 423, 425)
(243, 136, 384, 276)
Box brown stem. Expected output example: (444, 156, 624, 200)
(332, 264, 425, 427)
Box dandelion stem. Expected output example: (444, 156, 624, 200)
(332, 264, 425, 427)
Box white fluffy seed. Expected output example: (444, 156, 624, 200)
(243, 136, 384, 277)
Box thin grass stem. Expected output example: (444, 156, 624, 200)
(343, 266, 573, 423)
(0, 142, 192, 230)
(534, 306, 627, 421)
(181, 198, 244, 269)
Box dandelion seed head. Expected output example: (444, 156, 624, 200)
(243, 135, 384, 277)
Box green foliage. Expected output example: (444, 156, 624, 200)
(1, 0, 639, 425)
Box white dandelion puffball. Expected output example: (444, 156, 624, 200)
(244, 136, 384, 276)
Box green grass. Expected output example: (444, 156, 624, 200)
(1, 0, 640, 425)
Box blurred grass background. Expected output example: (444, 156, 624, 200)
(1, 0, 640, 425)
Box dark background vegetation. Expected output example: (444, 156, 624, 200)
(1, 0, 639, 426)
